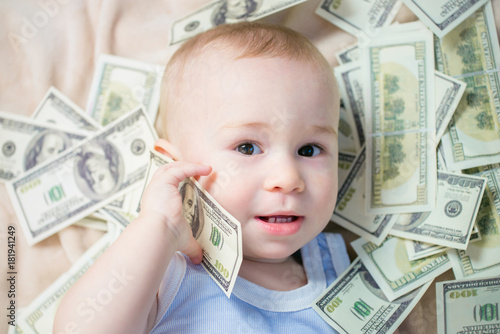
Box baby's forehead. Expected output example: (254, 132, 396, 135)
(164, 52, 338, 141)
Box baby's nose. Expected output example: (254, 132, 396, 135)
(263, 155, 305, 194)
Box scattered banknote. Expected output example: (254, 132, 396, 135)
(405, 239, 448, 261)
(86, 54, 163, 126)
(390, 171, 486, 250)
(405, 223, 482, 261)
(98, 207, 136, 228)
(335, 43, 359, 65)
(141, 150, 243, 297)
(335, 65, 466, 152)
(438, 2, 500, 170)
(352, 236, 451, 301)
(6, 107, 157, 245)
(0, 112, 86, 182)
(448, 168, 500, 279)
(437, 142, 452, 171)
(338, 98, 362, 154)
(312, 257, 432, 334)
(434, 71, 467, 143)
(436, 276, 500, 334)
(316, 0, 402, 37)
(170, 0, 306, 44)
(334, 62, 366, 150)
(469, 222, 482, 242)
(104, 182, 144, 215)
(401, 0, 489, 38)
(332, 146, 398, 245)
(17, 224, 120, 334)
(73, 213, 109, 232)
(8, 308, 25, 334)
(464, 163, 500, 175)
(362, 24, 437, 214)
(338, 151, 356, 187)
(32, 86, 101, 133)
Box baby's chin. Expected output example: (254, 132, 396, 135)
(242, 246, 302, 264)
(242, 255, 291, 264)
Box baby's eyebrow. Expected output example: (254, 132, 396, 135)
(219, 122, 337, 136)
(220, 121, 268, 129)
(312, 125, 337, 137)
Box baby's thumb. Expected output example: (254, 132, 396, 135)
(183, 236, 203, 264)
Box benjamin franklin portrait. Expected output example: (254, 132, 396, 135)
(180, 181, 204, 240)
(74, 140, 122, 200)
(212, 0, 262, 26)
(25, 130, 71, 170)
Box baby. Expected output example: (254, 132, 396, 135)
(55, 22, 350, 333)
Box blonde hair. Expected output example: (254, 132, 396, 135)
(160, 22, 336, 139)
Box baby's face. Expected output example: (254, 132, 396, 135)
(171, 55, 339, 262)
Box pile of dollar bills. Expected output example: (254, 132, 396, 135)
(314, 1, 500, 333)
(2, 0, 500, 333)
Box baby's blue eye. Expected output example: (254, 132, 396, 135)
(298, 145, 321, 157)
(236, 142, 262, 155)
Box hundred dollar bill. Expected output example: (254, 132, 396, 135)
(335, 65, 462, 152)
(0, 112, 86, 182)
(170, 0, 306, 45)
(390, 172, 486, 250)
(334, 62, 366, 149)
(363, 26, 437, 214)
(312, 258, 431, 334)
(437, 141, 453, 171)
(98, 207, 137, 229)
(338, 98, 361, 154)
(401, 0, 489, 38)
(335, 43, 359, 65)
(338, 151, 356, 187)
(73, 213, 109, 232)
(140, 150, 243, 297)
(352, 236, 451, 301)
(86, 54, 163, 126)
(435, 71, 467, 143)
(8, 308, 25, 334)
(470, 222, 482, 242)
(405, 223, 483, 261)
(17, 224, 120, 334)
(104, 181, 144, 214)
(436, 276, 500, 334)
(32, 86, 101, 133)
(405, 240, 448, 261)
(437, 3, 500, 170)
(6, 107, 157, 245)
(448, 169, 500, 279)
(463, 163, 500, 175)
(332, 146, 398, 245)
(315, 0, 402, 37)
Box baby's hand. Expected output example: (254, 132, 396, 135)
(139, 161, 212, 264)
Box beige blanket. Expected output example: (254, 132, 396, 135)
(1, 1, 498, 333)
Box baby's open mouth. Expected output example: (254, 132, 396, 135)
(258, 216, 299, 223)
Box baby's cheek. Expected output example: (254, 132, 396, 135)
(316, 174, 338, 210)
(207, 174, 252, 221)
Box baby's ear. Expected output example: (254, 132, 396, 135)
(154, 138, 181, 161)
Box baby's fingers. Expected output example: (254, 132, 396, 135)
(152, 162, 212, 187)
(181, 235, 203, 264)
